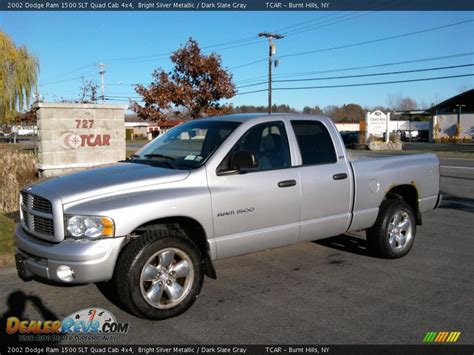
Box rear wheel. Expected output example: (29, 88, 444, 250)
(367, 199, 416, 259)
(114, 228, 203, 319)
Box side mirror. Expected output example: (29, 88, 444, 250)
(217, 151, 257, 176)
(231, 151, 257, 171)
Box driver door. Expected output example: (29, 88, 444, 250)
(207, 121, 301, 259)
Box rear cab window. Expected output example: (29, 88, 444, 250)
(291, 120, 337, 166)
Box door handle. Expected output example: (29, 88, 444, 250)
(278, 179, 297, 188)
(333, 173, 348, 180)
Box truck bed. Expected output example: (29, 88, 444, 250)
(346, 151, 440, 232)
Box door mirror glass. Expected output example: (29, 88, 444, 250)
(231, 151, 257, 171)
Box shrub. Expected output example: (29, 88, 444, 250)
(455, 124, 461, 139)
(389, 132, 400, 143)
(433, 122, 441, 141)
(0, 144, 38, 213)
(367, 134, 384, 143)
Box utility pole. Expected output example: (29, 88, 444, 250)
(258, 32, 284, 114)
(96, 63, 108, 103)
(455, 103, 466, 127)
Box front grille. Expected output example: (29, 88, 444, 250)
(21, 207, 30, 229)
(32, 195, 53, 214)
(20, 191, 55, 239)
(32, 215, 55, 236)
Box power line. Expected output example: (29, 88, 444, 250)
(236, 73, 474, 95)
(42, 63, 96, 82)
(272, 52, 474, 79)
(102, 13, 341, 64)
(237, 56, 474, 89)
(281, 0, 406, 38)
(274, 63, 474, 83)
(232, 18, 474, 71)
(279, 18, 474, 60)
(229, 58, 268, 70)
(39, 72, 96, 87)
(102, 3, 388, 65)
(235, 51, 474, 85)
(104, 95, 142, 99)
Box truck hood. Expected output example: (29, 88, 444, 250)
(31, 162, 190, 204)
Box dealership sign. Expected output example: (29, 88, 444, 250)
(366, 110, 390, 141)
(35, 102, 126, 177)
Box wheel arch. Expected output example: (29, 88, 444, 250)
(385, 184, 421, 225)
(131, 216, 216, 279)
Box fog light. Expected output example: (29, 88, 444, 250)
(57, 265, 75, 282)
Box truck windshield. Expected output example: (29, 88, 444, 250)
(130, 120, 241, 169)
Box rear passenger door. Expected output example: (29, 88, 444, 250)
(291, 120, 352, 241)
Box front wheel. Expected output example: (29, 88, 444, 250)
(367, 199, 416, 259)
(114, 228, 203, 319)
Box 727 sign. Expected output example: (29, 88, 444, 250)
(76, 119, 94, 129)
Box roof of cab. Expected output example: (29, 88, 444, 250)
(199, 113, 329, 123)
(199, 113, 271, 122)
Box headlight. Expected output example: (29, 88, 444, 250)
(66, 215, 114, 239)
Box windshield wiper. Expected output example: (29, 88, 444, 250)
(144, 153, 176, 161)
(139, 154, 178, 169)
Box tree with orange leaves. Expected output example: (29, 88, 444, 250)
(131, 39, 236, 121)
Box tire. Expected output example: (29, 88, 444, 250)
(367, 199, 416, 259)
(114, 227, 204, 320)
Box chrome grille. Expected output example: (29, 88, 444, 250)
(21, 191, 29, 205)
(32, 195, 53, 214)
(32, 215, 55, 236)
(21, 206, 30, 229)
(20, 191, 55, 239)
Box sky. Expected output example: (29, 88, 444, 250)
(1, 10, 473, 111)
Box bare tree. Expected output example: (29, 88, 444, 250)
(386, 93, 417, 111)
(78, 80, 99, 103)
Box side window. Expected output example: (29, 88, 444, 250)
(291, 120, 337, 165)
(218, 121, 291, 172)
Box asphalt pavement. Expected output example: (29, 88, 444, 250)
(0, 158, 473, 345)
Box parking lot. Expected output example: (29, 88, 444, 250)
(0, 157, 472, 345)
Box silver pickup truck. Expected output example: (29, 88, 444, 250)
(15, 114, 441, 319)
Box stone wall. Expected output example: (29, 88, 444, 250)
(35, 103, 126, 177)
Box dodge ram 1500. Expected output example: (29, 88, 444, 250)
(15, 114, 441, 319)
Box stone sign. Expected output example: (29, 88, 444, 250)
(35, 102, 126, 177)
(366, 110, 390, 142)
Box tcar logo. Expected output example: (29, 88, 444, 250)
(60, 132, 82, 150)
(59, 132, 111, 150)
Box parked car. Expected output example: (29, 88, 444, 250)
(15, 114, 441, 319)
(340, 130, 360, 148)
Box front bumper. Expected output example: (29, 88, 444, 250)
(434, 193, 443, 209)
(14, 224, 125, 284)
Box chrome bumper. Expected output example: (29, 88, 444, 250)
(14, 224, 125, 284)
